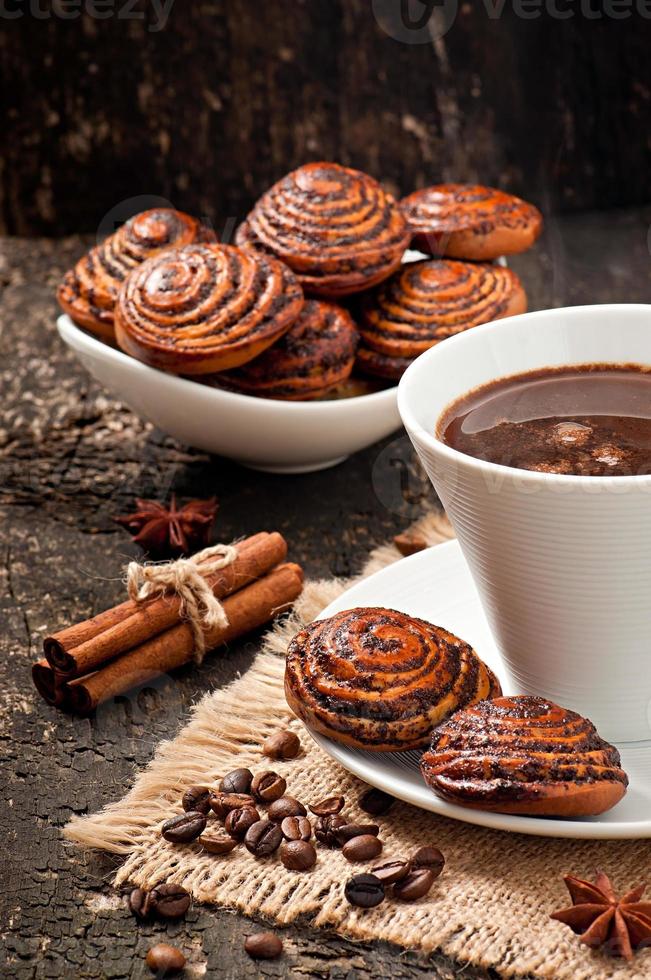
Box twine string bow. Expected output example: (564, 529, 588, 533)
(126, 543, 239, 663)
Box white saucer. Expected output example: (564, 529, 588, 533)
(309, 540, 651, 839)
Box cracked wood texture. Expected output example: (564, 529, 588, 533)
(1, 1, 650, 236)
(1, 207, 651, 978)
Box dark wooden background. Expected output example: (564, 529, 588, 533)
(1, 0, 650, 237)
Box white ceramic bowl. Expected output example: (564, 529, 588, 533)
(57, 315, 401, 473)
(399, 304, 651, 743)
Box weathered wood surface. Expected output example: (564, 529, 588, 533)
(1, 1, 651, 236)
(2, 206, 651, 977)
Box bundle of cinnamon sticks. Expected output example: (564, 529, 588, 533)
(32, 532, 303, 715)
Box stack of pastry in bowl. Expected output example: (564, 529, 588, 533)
(57, 163, 542, 400)
(284, 607, 628, 819)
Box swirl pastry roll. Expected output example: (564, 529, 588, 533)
(401, 184, 543, 260)
(357, 258, 526, 379)
(236, 162, 410, 297)
(421, 696, 628, 817)
(217, 300, 359, 400)
(355, 346, 414, 382)
(285, 607, 502, 751)
(115, 244, 304, 374)
(57, 209, 216, 340)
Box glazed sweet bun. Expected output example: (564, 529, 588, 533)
(216, 299, 359, 400)
(114, 243, 304, 375)
(284, 607, 502, 752)
(355, 345, 413, 382)
(401, 183, 543, 261)
(357, 258, 526, 380)
(236, 162, 410, 297)
(420, 695, 628, 817)
(57, 208, 216, 340)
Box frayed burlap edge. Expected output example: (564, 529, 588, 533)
(64, 510, 651, 980)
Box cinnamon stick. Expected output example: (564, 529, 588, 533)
(32, 659, 70, 708)
(67, 562, 303, 715)
(44, 532, 286, 676)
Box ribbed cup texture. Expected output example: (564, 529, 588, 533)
(409, 433, 651, 743)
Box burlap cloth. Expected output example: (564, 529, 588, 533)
(64, 511, 651, 980)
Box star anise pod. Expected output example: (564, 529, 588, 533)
(114, 495, 218, 557)
(551, 870, 651, 960)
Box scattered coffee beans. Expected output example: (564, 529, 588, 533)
(345, 873, 385, 908)
(209, 792, 255, 818)
(268, 796, 307, 822)
(219, 768, 253, 794)
(370, 859, 410, 885)
(281, 815, 312, 841)
(342, 834, 383, 863)
(263, 730, 301, 760)
(333, 822, 379, 844)
(150, 883, 192, 920)
(410, 845, 445, 878)
(309, 795, 345, 816)
(244, 819, 283, 856)
(145, 943, 186, 975)
(250, 770, 287, 802)
(279, 839, 317, 871)
(198, 832, 238, 855)
(314, 814, 347, 847)
(128, 887, 152, 920)
(161, 811, 206, 844)
(244, 931, 283, 960)
(225, 805, 260, 840)
(181, 785, 211, 815)
(359, 787, 395, 816)
(393, 868, 436, 902)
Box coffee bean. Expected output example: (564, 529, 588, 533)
(333, 822, 379, 844)
(314, 814, 346, 847)
(219, 768, 253, 794)
(225, 805, 260, 840)
(370, 859, 410, 885)
(409, 845, 445, 878)
(393, 868, 436, 902)
(268, 796, 306, 822)
(244, 819, 283, 856)
(281, 816, 312, 841)
(161, 811, 206, 844)
(198, 832, 238, 855)
(359, 787, 395, 816)
(181, 785, 211, 815)
(263, 730, 301, 760)
(342, 834, 383, 863)
(309, 795, 345, 816)
(128, 887, 152, 920)
(150, 883, 191, 920)
(145, 943, 186, 975)
(244, 931, 283, 960)
(279, 839, 317, 871)
(344, 873, 385, 908)
(251, 771, 287, 803)
(209, 792, 255, 818)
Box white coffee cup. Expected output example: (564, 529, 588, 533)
(398, 304, 651, 743)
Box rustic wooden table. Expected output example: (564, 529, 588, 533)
(2, 207, 650, 978)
